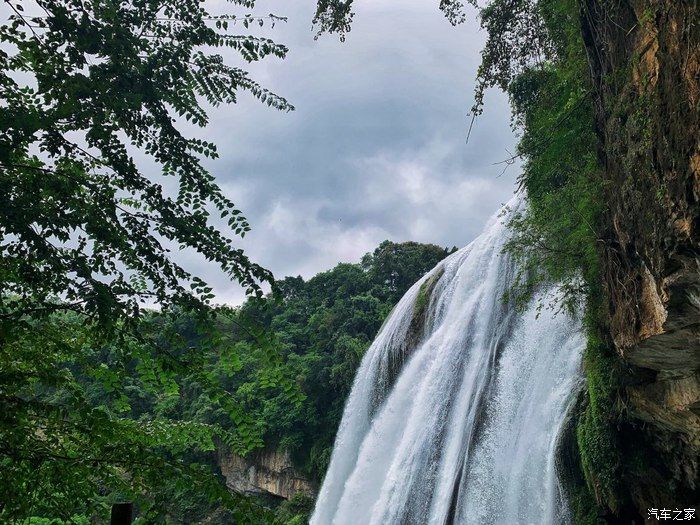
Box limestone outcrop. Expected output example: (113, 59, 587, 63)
(218, 448, 316, 501)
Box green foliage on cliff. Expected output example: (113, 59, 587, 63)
(576, 318, 623, 514)
(469, 0, 603, 313)
(275, 493, 316, 525)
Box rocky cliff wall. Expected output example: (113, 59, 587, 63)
(218, 448, 316, 501)
(580, 0, 699, 515)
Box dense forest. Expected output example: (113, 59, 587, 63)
(2, 238, 451, 523)
(1, 0, 697, 523)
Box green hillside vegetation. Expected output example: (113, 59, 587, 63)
(7, 241, 451, 523)
(231, 241, 454, 481)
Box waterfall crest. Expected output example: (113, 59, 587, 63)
(310, 197, 585, 525)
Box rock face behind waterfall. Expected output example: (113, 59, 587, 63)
(311, 199, 586, 525)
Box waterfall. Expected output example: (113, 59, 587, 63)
(310, 197, 585, 525)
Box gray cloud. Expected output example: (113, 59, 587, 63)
(166, 0, 521, 304)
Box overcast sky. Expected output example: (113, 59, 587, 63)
(175, 0, 520, 304)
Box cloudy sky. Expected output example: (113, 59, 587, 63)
(178, 0, 520, 304)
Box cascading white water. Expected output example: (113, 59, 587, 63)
(310, 197, 585, 525)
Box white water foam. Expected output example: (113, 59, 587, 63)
(311, 197, 584, 525)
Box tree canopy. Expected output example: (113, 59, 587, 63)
(0, 0, 294, 521)
(231, 241, 454, 481)
(1, 0, 291, 329)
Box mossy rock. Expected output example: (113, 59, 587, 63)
(409, 267, 445, 347)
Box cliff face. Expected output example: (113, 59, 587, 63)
(218, 448, 316, 501)
(580, 0, 699, 514)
